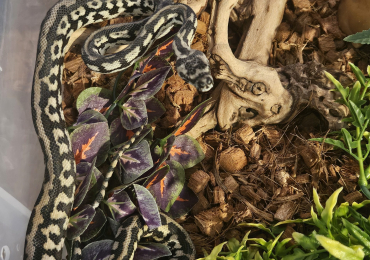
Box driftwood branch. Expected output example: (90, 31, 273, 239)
(188, 0, 349, 138)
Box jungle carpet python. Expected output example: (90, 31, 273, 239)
(25, 0, 213, 259)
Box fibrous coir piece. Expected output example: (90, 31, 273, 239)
(249, 142, 261, 161)
(235, 124, 255, 145)
(213, 186, 225, 204)
(224, 176, 240, 193)
(196, 19, 208, 35)
(219, 147, 247, 173)
(191, 193, 210, 215)
(188, 170, 210, 194)
(263, 127, 283, 147)
(194, 208, 223, 237)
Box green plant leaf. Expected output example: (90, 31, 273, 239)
(293, 232, 320, 251)
(365, 106, 370, 120)
(352, 200, 370, 210)
(310, 138, 352, 155)
(342, 117, 355, 123)
(239, 223, 274, 237)
(249, 238, 268, 247)
(204, 242, 227, 260)
(321, 187, 343, 229)
(281, 248, 307, 260)
(325, 71, 349, 99)
(349, 81, 362, 105)
(341, 128, 355, 151)
(335, 202, 349, 217)
(254, 251, 263, 260)
(311, 207, 327, 232)
(241, 231, 251, 247)
(342, 218, 370, 253)
(315, 234, 365, 260)
(344, 29, 370, 45)
(348, 207, 370, 235)
(275, 219, 309, 226)
(348, 100, 365, 128)
(349, 63, 367, 88)
(267, 232, 284, 257)
(313, 188, 324, 215)
(275, 238, 293, 257)
(234, 245, 247, 260)
(227, 238, 241, 253)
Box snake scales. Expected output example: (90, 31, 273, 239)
(25, 0, 213, 259)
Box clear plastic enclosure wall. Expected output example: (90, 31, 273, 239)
(0, 0, 56, 259)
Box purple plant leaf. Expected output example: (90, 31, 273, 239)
(67, 204, 95, 240)
(115, 74, 142, 101)
(110, 117, 135, 147)
(142, 135, 175, 179)
(169, 135, 205, 169)
(76, 162, 103, 185)
(76, 162, 103, 206)
(145, 97, 166, 124)
(76, 87, 112, 114)
(167, 185, 199, 219)
(107, 217, 120, 236)
(81, 208, 107, 242)
(140, 56, 174, 83)
(156, 37, 175, 58)
(110, 120, 152, 149)
(81, 239, 114, 260)
(154, 135, 176, 167)
(133, 243, 172, 260)
(145, 56, 173, 76)
(144, 165, 170, 189)
(132, 48, 158, 77)
(70, 121, 110, 167)
(132, 184, 161, 230)
(76, 110, 107, 125)
(147, 160, 185, 212)
(73, 158, 96, 208)
(121, 97, 148, 130)
(106, 189, 137, 222)
(174, 99, 211, 136)
(130, 67, 171, 100)
(120, 140, 153, 184)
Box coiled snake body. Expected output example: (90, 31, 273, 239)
(25, 0, 212, 259)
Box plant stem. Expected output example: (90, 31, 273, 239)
(104, 103, 116, 119)
(360, 80, 370, 100)
(356, 126, 370, 198)
(358, 119, 370, 141)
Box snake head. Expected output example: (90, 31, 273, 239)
(176, 50, 214, 92)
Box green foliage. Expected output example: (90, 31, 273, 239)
(311, 63, 370, 199)
(344, 29, 370, 45)
(199, 188, 370, 260)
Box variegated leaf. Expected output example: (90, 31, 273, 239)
(120, 140, 153, 184)
(169, 135, 205, 169)
(121, 98, 148, 130)
(67, 204, 95, 240)
(106, 189, 137, 222)
(168, 185, 199, 219)
(76, 87, 112, 114)
(147, 160, 185, 212)
(70, 122, 110, 167)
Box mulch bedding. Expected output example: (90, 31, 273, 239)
(62, 0, 370, 256)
